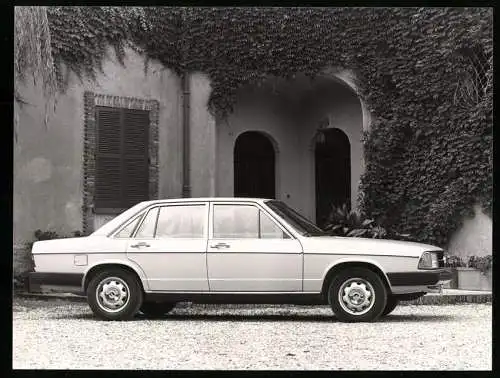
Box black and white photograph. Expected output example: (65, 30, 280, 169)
(13, 6, 492, 370)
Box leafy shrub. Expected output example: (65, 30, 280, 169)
(323, 203, 383, 239)
(323, 203, 411, 240)
(25, 229, 61, 253)
(444, 254, 492, 274)
(467, 255, 492, 274)
(443, 255, 466, 268)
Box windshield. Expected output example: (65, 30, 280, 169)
(265, 200, 326, 237)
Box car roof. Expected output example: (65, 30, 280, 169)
(139, 197, 273, 205)
(90, 197, 276, 237)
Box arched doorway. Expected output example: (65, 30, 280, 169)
(234, 131, 276, 198)
(315, 128, 351, 227)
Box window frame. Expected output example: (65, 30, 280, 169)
(82, 92, 159, 234)
(133, 206, 160, 239)
(113, 202, 210, 240)
(113, 213, 145, 239)
(208, 201, 293, 240)
(259, 209, 290, 239)
(154, 203, 209, 240)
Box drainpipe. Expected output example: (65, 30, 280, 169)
(182, 72, 191, 198)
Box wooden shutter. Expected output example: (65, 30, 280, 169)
(95, 106, 150, 212)
(122, 108, 149, 208)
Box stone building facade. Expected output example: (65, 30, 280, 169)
(13, 47, 492, 273)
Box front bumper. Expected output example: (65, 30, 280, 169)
(426, 269, 453, 293)
(387, 269, 452, 286)
(387, 269, 452, 294)
(28, 272, 84, 295)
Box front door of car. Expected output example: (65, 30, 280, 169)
(125, 202, 209, 291)
(206, 202, 303, 292)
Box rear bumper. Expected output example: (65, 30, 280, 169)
(29, 272, 84, 295)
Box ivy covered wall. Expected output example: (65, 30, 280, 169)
(46, 7, 493, 248)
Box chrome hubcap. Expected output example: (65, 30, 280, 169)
(338, 278, 375, 316)
(96, 277, 130, 313)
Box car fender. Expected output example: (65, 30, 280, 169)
(81, 258, 150, 292)
(321, 256, 392, 289)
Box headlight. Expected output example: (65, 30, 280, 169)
(418, 251, 439, 269)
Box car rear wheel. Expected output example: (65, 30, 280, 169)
(87, 269, 143, 321)
(381, 295, 399, 316)
(140, 302, 176, 318)
(328, 267, 387, 322)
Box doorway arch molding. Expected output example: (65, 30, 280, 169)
(304, 67, 368, 214)
(317, 66, 372, 133)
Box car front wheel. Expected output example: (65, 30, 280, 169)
(328, 268, 387, 322)
(87, 269, 143, 321)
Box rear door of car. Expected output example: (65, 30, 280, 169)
(125, 202, 209, 291)
(206, 201, 303, 292)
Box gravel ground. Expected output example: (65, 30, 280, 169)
(13, 298, 491, 370)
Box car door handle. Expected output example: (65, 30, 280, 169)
(130, 242, 150, 248)
(210, 243, 230, 249)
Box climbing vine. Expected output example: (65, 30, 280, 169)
(44, 6, 493, 248)
(14, 7, 57, 97)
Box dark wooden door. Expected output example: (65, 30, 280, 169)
(234, 132, 275, 199)
(315, 128, 351, 227)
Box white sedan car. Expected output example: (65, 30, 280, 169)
(30, 198, 451, 322)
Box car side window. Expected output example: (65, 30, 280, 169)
(156, 205, 206, 238)
(134, 207, 159, 238)
(213, 205, 259, 238)
(115, 214, 143, 238)
(260, 210, 289, 239)
(213, 204, 287, 239)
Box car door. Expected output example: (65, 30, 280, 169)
(125, 202, 209, 291)
(207, 201, 303, 292)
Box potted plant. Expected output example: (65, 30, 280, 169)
(443, 255, 465, 289)
(445, 254, 492, 291)
(460, 255, 492, 291)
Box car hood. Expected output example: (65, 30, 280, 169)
(300, 236, 442, 258)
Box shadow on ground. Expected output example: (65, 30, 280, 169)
(47, 311, 456, 323)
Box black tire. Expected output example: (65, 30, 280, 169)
(87, 268, 143, 321)
(328, 267, 387, 322)
(381, 295, 399, 316)
(140, 302, 176, 318)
